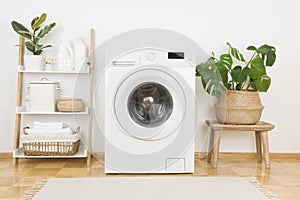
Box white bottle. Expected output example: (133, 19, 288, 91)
(74, 37, 87, 72)
(57, 40, 74, 71)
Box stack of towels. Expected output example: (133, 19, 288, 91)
(26, 121, 74, 136)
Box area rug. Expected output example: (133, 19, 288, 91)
(23, 177, 278, 200)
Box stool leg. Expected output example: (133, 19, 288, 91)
(212, 130, 221, 168)
(207, 128, 214, 163)
(261, 131, 270, 169)
(255, 131, 262, 163)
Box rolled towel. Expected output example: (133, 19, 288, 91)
(32, 121, 66, 130)
(27, 127, 73, 136)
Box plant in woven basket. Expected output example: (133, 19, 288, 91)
(196, 42, 276, 96)
(11, 13, 56, 55)
(196, 42, 276, 124)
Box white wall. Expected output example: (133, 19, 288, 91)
(0, 0, 300, 153)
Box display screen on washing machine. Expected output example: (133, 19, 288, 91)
(168, 52, 184, 59)
(128, 82, 173, 128)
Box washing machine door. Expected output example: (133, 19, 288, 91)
(114, 66, 186, 140)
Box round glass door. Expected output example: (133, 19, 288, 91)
(128, 82, 173, 128)
(113, 67, 186, 140)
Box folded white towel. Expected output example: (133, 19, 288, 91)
(27, 127, 73, 136)
(32, 121, 66, 130)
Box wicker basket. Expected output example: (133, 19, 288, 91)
(215, 90, 264, 125)
(57, 98, 85, 112)
(22, 127, 80, 156)
(23, 140, 80, 156)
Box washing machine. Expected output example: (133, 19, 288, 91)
(105, 48, 195, 173)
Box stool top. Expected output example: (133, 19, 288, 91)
(205, 120, 275, 131)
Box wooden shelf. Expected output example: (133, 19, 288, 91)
(16, 106, 89, 115)
(13, 146, 88, 158)
(13, 29, 95, 167)
(18, 66, 90, 74)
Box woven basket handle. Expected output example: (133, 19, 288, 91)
(23, 126, 30, 135)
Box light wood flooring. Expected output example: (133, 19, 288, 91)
(0, 153, 300, 200)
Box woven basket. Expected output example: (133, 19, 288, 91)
(23, 140, 80, 156)
(22, 127, 80, 156)
(57, 98, 84, 112)
(215, 90, 264, 125)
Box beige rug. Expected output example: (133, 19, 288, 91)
(23, 177, 278, 200)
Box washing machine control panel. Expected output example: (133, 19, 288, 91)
(110, 49, 195, 67)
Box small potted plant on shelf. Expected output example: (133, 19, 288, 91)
(11, 13, 56, 71)
(196, 42, 276, 124)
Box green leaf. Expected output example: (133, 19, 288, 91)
(36, 22, 56, 39)
(216, 63, 228, 86)
(34, 50, 43, 55)
(231, 66, 250, 84)
(31, 17, 39, 30)
(219, 54, 233, 70)
(32, 13, 47, 30)
(256, 44, 276, 67)
(247, 45, 257, 51)
(250, 56, 266, 79)
(11, 21, 32, 40)
(18, 30, 33, 36)
(25, 41, 35, 54)
(39, 44, 52, 50)
(196, 58, 225, 96)
(253, 74, 271, 92)
(226, 42, 245, 62)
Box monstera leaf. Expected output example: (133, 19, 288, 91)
(227, 42, 245, 62)
(253, 74, 271, 92)
(250, 56, 266, 79)
(231, 66, 250, 85)
(256, 44, 276, 67)
(196, 58, 225, 96)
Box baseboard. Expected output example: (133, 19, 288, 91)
(1, 152, 299, 159)
(0, 152, 13, 158)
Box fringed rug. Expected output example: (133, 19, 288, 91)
(23, 177, 279, 200)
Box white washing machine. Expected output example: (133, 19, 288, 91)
(105, 48, 195, 173)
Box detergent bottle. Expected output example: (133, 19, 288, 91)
(56, 40, 74, 71)
(74, 37, 87, 72)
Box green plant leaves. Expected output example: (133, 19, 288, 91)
(250, 56, 266, 79)
(218, 54, 232, 70)
(216, 54, 232, 89)
(247, 45, 257, 51)
(227, 42, 245, 62)
(37, 22, 56, 39)
(11, 21, 32, 40)
(231, 66, 250, 85)
(253, 74, 271, 92)
(196, 58, 225, 96)
(32, 13, 47, 31)
(257, 44, 276, 67)
(196, 42, 276, 95)
(31, 17, 39, 30)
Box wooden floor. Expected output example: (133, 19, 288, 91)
(0, 153, 300, 200)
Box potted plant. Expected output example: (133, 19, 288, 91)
(11, 13, 56, 71)
(196, 42, 276, 124)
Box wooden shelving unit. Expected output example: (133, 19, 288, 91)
(13, 29, 95, 166)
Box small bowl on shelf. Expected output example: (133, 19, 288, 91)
(57, 98, 85, 112)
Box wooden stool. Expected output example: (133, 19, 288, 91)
(206, 120, 275, 169)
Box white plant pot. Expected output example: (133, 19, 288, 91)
(24, 55, 45, 71)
